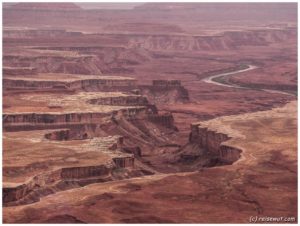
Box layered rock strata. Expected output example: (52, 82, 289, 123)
(3, 130, 137, 206)
(3, 77, 137, 92)
(188, 123, 241, 164)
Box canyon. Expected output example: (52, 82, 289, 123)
(2, 2, 297, 224)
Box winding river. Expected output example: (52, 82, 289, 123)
(202, 64, 294, 96)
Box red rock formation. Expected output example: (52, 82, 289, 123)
(113, 156, 134, 168)
(87, 96, 148, 106)
(152, 80, 182, 87)
(139, 81, 189, 104)
(61, 165, 111, 179)
(148, 113, 177, 129)
(3, 67, 38, 76)
(125, 28, 296, 51)
(3, 78, 137, 91)
(121, 146, 142, 157)
(3, 155, 144, 207)
(44, 129, 89, 141)
(68, 79, 138, 91)
(188, 123, 241, 164)
(3, 112, 108, 126)
(3, 78, 67, 90)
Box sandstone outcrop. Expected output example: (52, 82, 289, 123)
(188, 123, 241, 164)
(139, 80, 189, 104)
(2, 2, 297, 223)
(87, 95, 148, 106)
(148, 113, 177, 129)
(128, 28, 296, 51)
(113, 156, 135, 168)
(3, 67, 38, 76)
(45, 129, 89, 140)
(3, 77, 137, 91)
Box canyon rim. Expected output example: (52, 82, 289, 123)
(2, 1, 298, 224)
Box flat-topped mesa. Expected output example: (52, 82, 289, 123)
(87, 96, 158, 114)
(3, 126, 139, 206)
(3, 107, 151, 132)
(10, 3, 82, 11)
(189, 123, 241, 164)
(3, 164, 110, 205)
(68, 79, 137, 92)
(3, 76, 137, 92)
(3, 112, 108, 129)
(3, 154, 134, 206)
(3, 67, 38, 76)
(3, 155, 135, 206)
(3, 87, 177, 132)
(3, 29, 82, 39)
(125, 28, 296, 51)
(152, 80, 182, 87)
(3, 106, 170, 132)
(87, 95, 149, 106)
(139, 79, 190, 103)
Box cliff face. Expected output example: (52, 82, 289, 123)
(3, 67, 38, 76)
(3, 78, 66, 90)
(3, 78, 137, 91)
(139, 80, 189, 104)
(3, 44, 151, 75)
(3, 106, 178, 146)
(60, 165, 112, 179)
(3, 106, 155, 132)
(44, 129, 90, 140)
(70, 79, 137, 92)
(3, 112, 108, 127)
(113, 157, 134, 168)
(3, 55, 103, 75)
(125, 28, 296, 51)
(87, 96, 148, 106)
(188, 123, 241, 164)
(148, 113, 176, 129)
(4, 77, 189, 105)
(3, 155, 135, 206)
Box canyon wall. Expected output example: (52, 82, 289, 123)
(3, 107, 151, 131)
(3, 67, 38, 76)
(113, 156, 134, 168)
(148, 113, 176, 129)
(139, 80, 189, 104)
(3, 78, 67, 90)
(44, 129, 89, 140)
(189, 123, 241, 164)
(3, 55, 103, 75)
(87, 96, 148, 106)
(126, 28, 297, 51)
(3, 154, 135, 205)
(3, 78, 137, 91)
(3, 112, 108, 125)
(3, 107, 175, 132)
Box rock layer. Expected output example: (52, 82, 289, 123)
(187, 123, 241, 164)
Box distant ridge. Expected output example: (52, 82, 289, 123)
(11, 3, 82, 11)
